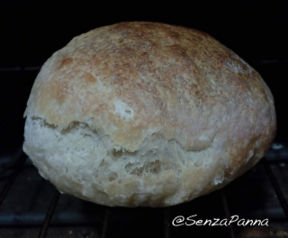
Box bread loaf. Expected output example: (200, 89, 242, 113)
(23, 22, 276, 207)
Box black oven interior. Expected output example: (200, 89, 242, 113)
(0, 1, 287, 237)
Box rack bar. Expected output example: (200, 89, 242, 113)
(101, 208, 110, 238)
(0, 150, 26, 207)
(38, 191, 60, 238)
(0, 177, 16, 207)
(163, 208, 170, 238)
(263, 158, 288, 219)
(220, 190, 236, 238)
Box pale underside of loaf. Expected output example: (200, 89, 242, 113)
(23, 113, 270, 207)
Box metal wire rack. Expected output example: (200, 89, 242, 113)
(0, 142, 287, 238)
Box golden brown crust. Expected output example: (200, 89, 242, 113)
(25, 22, 275, 151)
(23, 22, 276, 206)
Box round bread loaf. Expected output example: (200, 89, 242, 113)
(23, 22, 276, 207)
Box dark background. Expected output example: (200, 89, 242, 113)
(0, 1, 287, 237)
(0, 0, 287, 155)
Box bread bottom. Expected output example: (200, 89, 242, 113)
(23, 116, 260, 207)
